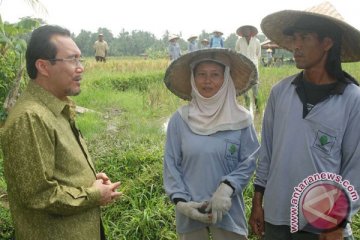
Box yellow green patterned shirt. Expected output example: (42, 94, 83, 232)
(1, 81, 102, 240)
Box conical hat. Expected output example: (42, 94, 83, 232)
(261, 1, 360, 62)
(164, 49, 257, 100)
(187, 35, 198, 41)
(236, 25, 258, 36)
(169, 35, 180, 41)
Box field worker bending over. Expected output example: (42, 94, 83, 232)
(163, 48, 259, 240)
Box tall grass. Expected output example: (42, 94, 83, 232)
(0, 57, 359, 239)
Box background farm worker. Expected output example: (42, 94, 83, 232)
(250, 2, 360, 240)
(210, 30, 224, 48)
(1, 25, 121, 240)
(169, 34, 182, 62)
(163, 48, 259, 240)
(187, 35, 199, 52)
(266, 48, 273, 66)
(201, 39, 210, 49)
(93, 33, 109, 62)
(235, 25, 261, 110)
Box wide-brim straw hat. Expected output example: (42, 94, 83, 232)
(236, 25, 258, 36)
(187, 35, 198, 41)
(213, 30, 223, 35)
(201, 39, 209, 44)
(169, 35, 180, 41)
(261, 1, 360, 62)
(164, 48, 258, 100)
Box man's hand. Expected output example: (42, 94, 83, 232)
(249, 191, 265, 238)
(176, 201, 212, 224)
(206, 183, 233, 224)
(319, 227, 343, 240)
(93, 179, 121, 206)
(96, 172, 112, 185)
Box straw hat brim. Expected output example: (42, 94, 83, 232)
(261, 10, 360, 62)
(187, 36, 198, 41)
(236, 25, 258, 36)
(169, 36, 180, 41)
(164, 49, 258, 100)
(213, 31, 223, 35)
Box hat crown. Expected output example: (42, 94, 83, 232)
(305, 1, 344, 21)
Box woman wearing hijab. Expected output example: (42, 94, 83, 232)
(163, 48, 260, 240)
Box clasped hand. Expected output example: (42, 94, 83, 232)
(176, 201, 212, 224)
(205, 182, 233, 224)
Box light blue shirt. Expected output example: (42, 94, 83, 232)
(163, 111, 259, 235)
(255, 74, 360, 236)
(169, 42, 181, 61)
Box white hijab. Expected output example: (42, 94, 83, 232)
(178, 63, 252, 135)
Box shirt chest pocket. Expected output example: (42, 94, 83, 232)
(224, 139, 240, 170)
(309, 121, 342, 165)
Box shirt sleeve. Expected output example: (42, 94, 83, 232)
(221, 124, 260, 194)
(254, 89, 276, 189)
(2, 112, 101, 216)
(235, 39, 240, 52)
(163, 114, 191, 202)
(340, 94, 360, 220)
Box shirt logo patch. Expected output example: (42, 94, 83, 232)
(313, 130, 336, 154)
(225, 141, 239, 160)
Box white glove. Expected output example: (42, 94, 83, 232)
(176, 201, 212, 224)
(206, 182, 234, 224)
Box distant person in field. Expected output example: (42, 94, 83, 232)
(163, 48, 259, 240)
(266, 48, 273, 66)
(200, 39, 210, 49)
(1, 25, 121, 240)
(210, 30, 224, 48)
(169, 34, 182, 62)
(93, 33, 109, 62)
(250, 2, 360, 240)
(187, 35, 199, 52)
(235, 25, 261, 110)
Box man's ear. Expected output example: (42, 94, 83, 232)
(35, 59, 50, 77)
(323, 37, 334, 51)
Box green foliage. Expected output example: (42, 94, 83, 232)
(1, 58, 360, 240)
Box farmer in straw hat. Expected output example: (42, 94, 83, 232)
(187, 35, 199, 52)
(210, 30, 224, 48)
(200, 39, 210, 49)
(163, 48, 259, 240)
(93, 33, 109, 62)
(235, 25, 261, 110)
(169, 34, 182, 62)
(250, 2, 360, 240)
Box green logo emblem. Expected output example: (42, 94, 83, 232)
(319, 135, 329, 146)
(229, 144, 237, 155)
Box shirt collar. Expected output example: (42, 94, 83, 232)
(291, 71, 350, 95)
(27, 81, 75, 119)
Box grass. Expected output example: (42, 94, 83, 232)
(0, 57, 360, 239)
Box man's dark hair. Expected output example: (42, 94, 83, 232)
(284, 16, 358, 84)
(26, 25, 71, 79)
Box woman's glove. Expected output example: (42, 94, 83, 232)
(206, 182, 234, 224)
(176, 201, 212, 224)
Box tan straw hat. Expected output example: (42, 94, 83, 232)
(236, 25, 258, 36)
(187, 35, 198, 41)
(169, 34, 180, 41)
(261, 1, 360, 62)
(164, 48, 258, 100)
(213, 30, 223, 35)
(201, 39, 209, 43)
